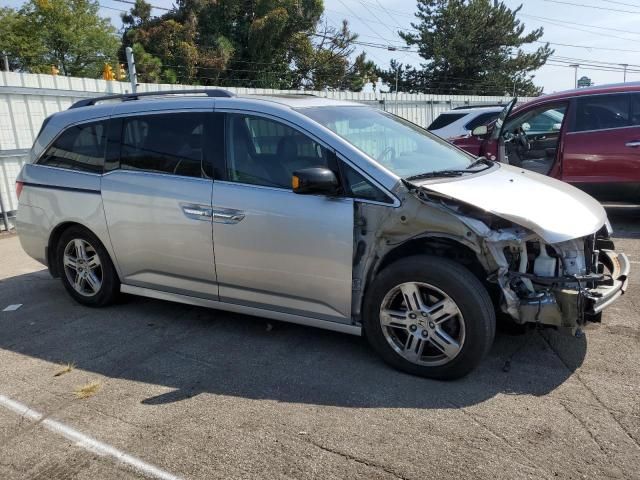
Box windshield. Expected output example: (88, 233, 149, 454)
(300, 106, 474, 178)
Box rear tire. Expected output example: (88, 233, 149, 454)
(363, 255, 495, 380)
(56, 226, 120, 307)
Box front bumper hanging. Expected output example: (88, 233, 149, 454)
(514, 249, 630, 328)
(584, 250, 630, 315)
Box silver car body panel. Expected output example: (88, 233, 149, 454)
(101, 170, 217, 298)
(121, 284, 362, 335)
(16, 164, 115, 272)
(417, 163, 607, 244)
(211, 181, 354, 322)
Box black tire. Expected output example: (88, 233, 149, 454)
(56, 225, 120, 307)
(363, 255, 495, 380)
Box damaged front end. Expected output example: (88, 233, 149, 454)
(439, 196, 630, 332)
(352, 175, 629, 334)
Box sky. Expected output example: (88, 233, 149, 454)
(6, 0, 640, 94)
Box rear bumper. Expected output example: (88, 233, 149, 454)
(584, 250, 630, 315)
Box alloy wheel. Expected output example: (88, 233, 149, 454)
(63, 238, 103, 297)
(379, 282, 466, 366)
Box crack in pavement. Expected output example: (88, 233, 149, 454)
(560, 402, 612, 461)
(450, 401, 549, 477)
(538, 331, 640, 453)
(299, 435, 410, 480)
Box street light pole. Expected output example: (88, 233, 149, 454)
(620, 63, 628, 83)
(569, 64, 579, 88)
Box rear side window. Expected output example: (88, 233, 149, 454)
(120, 113, 206, 178)
(38, 121, 106, 173)
(464, 112, 499, 131)
(427, 113, 466, 130)
(573, 94, 633, 132)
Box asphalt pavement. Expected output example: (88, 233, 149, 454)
(0, 207, 638, 479)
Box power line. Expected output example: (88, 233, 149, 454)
(542, 0, 640, 14)
(519, 13, 640, 37)
(353, 0, 402, 39)
(537, 40, 640, 54)
(521, 15, 640, 45)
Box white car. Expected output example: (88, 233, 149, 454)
(428, 106, 503, 139)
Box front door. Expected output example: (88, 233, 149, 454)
(562, 93, 640, 201)
(499, 102, 567, 176)
(211, 113, 354, 323)
(101, 111, 218, 298)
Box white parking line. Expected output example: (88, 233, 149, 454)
(0, 394, 183, 480)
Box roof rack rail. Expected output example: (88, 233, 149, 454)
(452, 103, 505, 110)
(69, 89, 235, 109)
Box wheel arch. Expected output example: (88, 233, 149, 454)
(359, 234, 495, 321)
(47, 221, 114, 278)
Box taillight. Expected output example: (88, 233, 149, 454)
(15, 181, 24, 199)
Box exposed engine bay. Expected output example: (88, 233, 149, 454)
(352, 177, 630, 333)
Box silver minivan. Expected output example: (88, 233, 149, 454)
(15, 90, 630, 379)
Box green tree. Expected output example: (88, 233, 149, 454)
(0, 7, 42, 71)
(2, 0, 119, 77)
(122, 0, 375, 89)
(394, 0, 551, 95)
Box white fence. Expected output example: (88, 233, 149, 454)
(0, 71, 534, 228)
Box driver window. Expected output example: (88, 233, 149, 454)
(505, 105, 566, 137)
(226, 114, 330, 188)
(120, 113, 205, 178)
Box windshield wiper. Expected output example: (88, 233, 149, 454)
(405, 157, 494, 181)
(405, 170, 468, 181)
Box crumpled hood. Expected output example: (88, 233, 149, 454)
(416, 164, 607, 244)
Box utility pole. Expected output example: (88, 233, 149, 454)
(3, 54, 9, 72)
(125, 46, 138, 94)
(395, 67, 399, 102)
(569, 64, 579, 88)
(620, 63, 628, 83)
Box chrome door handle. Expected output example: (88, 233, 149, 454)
(625, 141, 640, 147)
(182, 205, 213, 220)
(212, 209, 245, 224)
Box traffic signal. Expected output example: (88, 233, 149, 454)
(102, 63, 114, 81)
(50, 65, 59, 76)
(116, 63, 127, 81)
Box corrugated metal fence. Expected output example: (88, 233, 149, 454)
(0, 71, 534, 229)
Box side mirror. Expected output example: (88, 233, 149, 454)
(472, 125, 488, 137)
(292, 167, 339, 195)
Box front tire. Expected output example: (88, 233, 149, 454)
(363, 255, 495, 380)
(56, 226, 120, 307)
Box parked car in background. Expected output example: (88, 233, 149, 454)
(451, 82, 640, 202)
(15, 90, 629, 380)
(428, 105, 503, 139)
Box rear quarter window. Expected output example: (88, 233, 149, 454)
(428, 113, 467, 131)
(464, 112, 499, 131)
(37, 121, 107, 173)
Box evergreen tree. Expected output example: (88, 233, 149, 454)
(386, 0, 551, 95)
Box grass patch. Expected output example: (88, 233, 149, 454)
(74, 381, 101, 399)
(54, 362, 75, 377)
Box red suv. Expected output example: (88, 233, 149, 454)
(451, 83, 640, 202)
